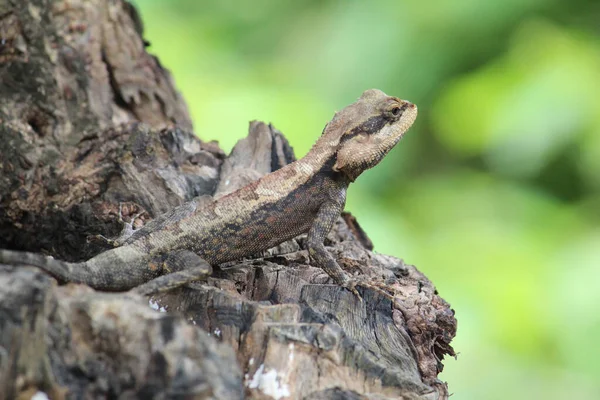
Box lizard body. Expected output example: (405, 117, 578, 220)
(0, 89, 417, 295)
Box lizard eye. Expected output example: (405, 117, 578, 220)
(385, 104, 403, 119)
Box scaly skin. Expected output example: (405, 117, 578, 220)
(0, 89, 417, 296)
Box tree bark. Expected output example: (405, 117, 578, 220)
(0, 1, 456, 399)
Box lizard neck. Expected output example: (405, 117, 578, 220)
(300, 141, 352, 190)
(302, 135, 361, 183)
(300, 140, 335, 167)
(294, 126, 343, 174)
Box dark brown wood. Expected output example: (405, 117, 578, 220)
(0, 0, 219, 260)
(0, 1, 456, 399)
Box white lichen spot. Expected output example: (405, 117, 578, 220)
(246, 364, 291, 400)
(148, 299, 167, 312)
(214, 328, 221, 337)
(288, 343, 294, 362)
(247, 364, 264, 389)
(31, 392, 49, 400)
(148, 299, 158, 310)
(249, 357, 255, 366)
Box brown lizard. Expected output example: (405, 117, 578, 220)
(0, 89, 417, 296)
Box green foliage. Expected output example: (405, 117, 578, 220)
(133, 0, 600, 398)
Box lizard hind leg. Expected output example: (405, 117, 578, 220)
(131, 250, 212, 296)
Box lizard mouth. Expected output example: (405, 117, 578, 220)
(390, 102, 417, 140)
(381, 102, 418, 140)
(399, 101, 418, 128)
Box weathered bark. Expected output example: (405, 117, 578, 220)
(0, 0, 213, 260)
(0, 1, 456, 399)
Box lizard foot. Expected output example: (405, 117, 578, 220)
(342, 278, 398, 302)
(87, 234, 119, 247)
(87, 203, 145, 247)
(112, 203, 146, 245)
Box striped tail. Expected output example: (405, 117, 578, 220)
(0, 249, 79, 283)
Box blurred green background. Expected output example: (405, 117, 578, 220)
(133, 1, 600, 398)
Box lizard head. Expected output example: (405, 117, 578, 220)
(323, 89, 417, 182)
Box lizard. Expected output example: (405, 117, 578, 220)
(0, 89, 417, 297)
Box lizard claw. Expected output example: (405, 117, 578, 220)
(343, 278, 397, 302)
(115, 203, 145, 243)
(342, 279, 364, 302)
(87, 234, 119, 247)
(88, 203, 146, 247)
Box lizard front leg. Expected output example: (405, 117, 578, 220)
(307, 202, 355, 290)
(307, 202, 400, 300)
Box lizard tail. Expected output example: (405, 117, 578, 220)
(0, 249, 78, 283)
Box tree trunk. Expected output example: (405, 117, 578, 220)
(0, 1, 456, 399)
